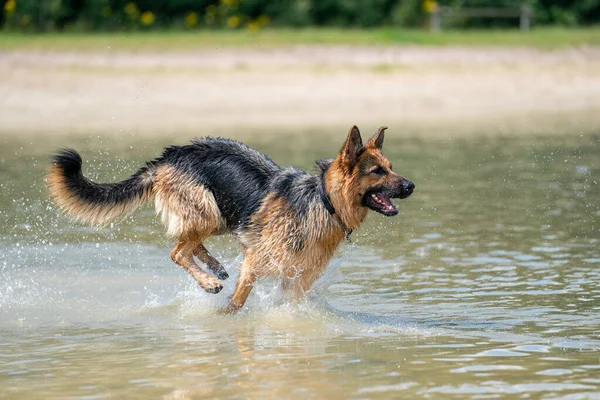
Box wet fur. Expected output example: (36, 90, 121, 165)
(47, 127, 413, 312)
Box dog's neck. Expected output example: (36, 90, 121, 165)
(319, 180, 353, 241)
(321, 159, 369, 233)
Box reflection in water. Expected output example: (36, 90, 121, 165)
(0, 132, 599, 398)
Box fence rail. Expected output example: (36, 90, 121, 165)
(430, 5, 531, 31)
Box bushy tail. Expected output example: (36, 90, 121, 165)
(47, 148, 157, 226)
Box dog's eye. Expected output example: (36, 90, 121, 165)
(371, 166, 386, 176)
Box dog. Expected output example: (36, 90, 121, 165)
(47, 126, 414, 312)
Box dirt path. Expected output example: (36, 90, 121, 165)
(2, 46, 600, 137)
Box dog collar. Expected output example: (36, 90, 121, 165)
(320, 182, 352, 242)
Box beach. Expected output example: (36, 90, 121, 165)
(2, 45, 599, 138)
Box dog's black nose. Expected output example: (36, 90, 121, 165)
(401, 180, 415, 197)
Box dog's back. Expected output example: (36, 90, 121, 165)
(156, 137, 281, 234)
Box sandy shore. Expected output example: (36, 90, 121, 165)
(2, 46, 600, 137)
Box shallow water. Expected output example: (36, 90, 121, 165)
(1, 132, 599, 399)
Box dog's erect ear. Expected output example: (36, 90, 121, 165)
(340, 125, 363, 166)
(367, 126, 387, 150)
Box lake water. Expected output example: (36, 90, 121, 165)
(1, 131, 599, 399)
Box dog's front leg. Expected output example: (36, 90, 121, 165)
(283, 273, 318, 302)
(222, 251, 257, 314)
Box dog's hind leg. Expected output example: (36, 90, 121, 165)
(193, 243, 229, 280)
(171, 237, 223, 294)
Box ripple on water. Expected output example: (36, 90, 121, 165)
(356, 382, 419, 394)
(474, 349, 530, 357)
(512, 344, 551, 353)
(428, 382, 598, 395)
(450, 365, 526, 373)
(537, 369, 573, 376)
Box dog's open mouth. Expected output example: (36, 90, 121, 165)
(365, 193, 398, 216)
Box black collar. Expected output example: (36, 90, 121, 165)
(320, 180, 352, 242)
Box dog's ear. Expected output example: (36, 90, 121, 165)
(340, 125, 363, 166)
(367, 126, 387, 150)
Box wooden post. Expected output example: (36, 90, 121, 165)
(430, 5, 441, 32)
(520, 6, 531, 31)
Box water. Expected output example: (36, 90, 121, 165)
(1, 132, 599, 399)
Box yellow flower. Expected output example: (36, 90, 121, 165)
(257, 15, 270, 27)
(422, 0, 437, 13)
(140, 11, 155, 25)
(247, 21, 260, 32)
(185, 12, 198, 27)
(226, 15, 240, 28)
(102, 6, 111, 17)
(4, 0, 16, 13)
(124, 2, 139, 16)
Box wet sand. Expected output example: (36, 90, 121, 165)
(1, 46, 600, 137)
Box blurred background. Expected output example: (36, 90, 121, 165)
(1, 0, 600, 31)
(1, 0, 600, 138)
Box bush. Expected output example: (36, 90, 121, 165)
(1, 0, 599, 31)
(391, 0, 425, 27)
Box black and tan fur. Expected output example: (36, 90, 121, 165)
(47, 126, 414, 312)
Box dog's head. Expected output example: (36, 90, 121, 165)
(331, 125, 414, 217)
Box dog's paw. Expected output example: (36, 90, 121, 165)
(216, 306, 234, 315)
(201, 278, 223, 294)
(205, 285, 223, 294)
(216, 303, 241, 315)
(215, 269, 229, 280)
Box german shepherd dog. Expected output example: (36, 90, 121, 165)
(47, 126, 414, 312)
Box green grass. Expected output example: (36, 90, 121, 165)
(2, 27, 600, 51)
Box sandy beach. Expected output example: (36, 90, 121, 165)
(2, 45, 600, 137)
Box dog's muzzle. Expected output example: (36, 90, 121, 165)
(399, 180, 415, 199)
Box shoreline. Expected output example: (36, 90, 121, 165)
(2, 45, 599, 138)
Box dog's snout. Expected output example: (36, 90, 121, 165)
(401, 180, 415, 197)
